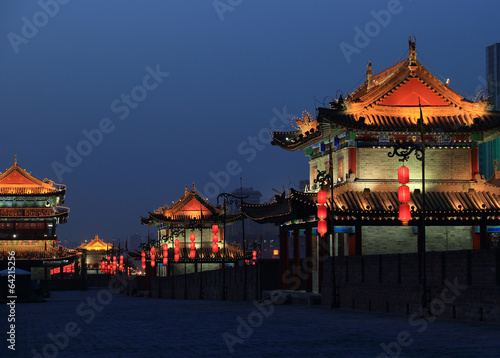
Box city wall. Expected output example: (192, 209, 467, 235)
(321, 248, 500, 323)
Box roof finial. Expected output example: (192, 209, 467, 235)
(192, 182, 196, 191)
(408, 36, 416, 63)
(185, 185, 188, 194)
(366, 59, 373, 90)
(14, 154, 17, 166)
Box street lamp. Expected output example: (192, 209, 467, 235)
(388, 109, 427, 311)
(217, 192, 248, 301)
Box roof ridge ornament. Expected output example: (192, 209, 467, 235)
(366, 59, 373, 91)
(14, 154, 17, 166)
(408, 36, 417, 74)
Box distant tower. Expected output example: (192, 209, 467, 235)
(479, 43, 500, 180)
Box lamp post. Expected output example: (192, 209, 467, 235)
(388, 110, 427, 311)
(217, 192, 248, 301)
(314, 166, 337, 308)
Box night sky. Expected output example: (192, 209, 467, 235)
(0, 0, 499, 247)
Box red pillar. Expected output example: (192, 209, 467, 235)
(348, 226, 362, 255)
(348, 147, 357, 177)
(471, 147, 479, 180)
(279, 229, 289, 290)
(305, 228, 313, 292)
(293, 229, 300, 291)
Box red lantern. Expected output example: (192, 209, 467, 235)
(212, 234, 218, 243)
(212, 225, 218, 234)
(190, 250, 195, 258)
(107, 256, 111, 261)
(174, 247, 180, 254)
(150, 247, 155, 255)
(141, 251, 145, 257)
(398, 185, 411, 203)
(151, 254, 155, 261)
(163, 257, 168, 265)
(141, 257, 146, 263)
(163, 250, 168, 258)
(162, 244, 168, 251)
(212, 243, 219, 253)
(398, 166, 409, 184)
(317, 219, 327, 236)
(175, 239, 180, 246)
(252, 250, 257, 260)
(190, 233, 195, 241)
(151, 260, 155, 267)
(317, 205, 327, 220)
(142, 263, 146, 269)
(317, 190, 327, 205)
(399, 204, 411, 223)
(174, 254, 180, 262)
(190, 242, 196, 250)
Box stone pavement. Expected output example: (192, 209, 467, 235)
(1, 289, 499, 358)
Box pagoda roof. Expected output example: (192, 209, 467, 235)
(78, 235, 112, 251)
(0, 158, 66, 195)
(141, 183, 243, 226)
(271, 113, 334, 151)
(316, 39, 500, 136)
(242, 189, 316, 224)
(243, 179, 500, 226)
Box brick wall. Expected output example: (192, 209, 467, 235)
(361, 226, 472, 255)
(322, 248, 500, 323)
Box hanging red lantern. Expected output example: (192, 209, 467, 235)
(398, 166, 409, 184)
(317, 190, 327, 205)
(107, 256, 111, 261)
(317, 205, 327, 220)
(151, 260, 155, 267)
(212, 234, 218, 243)
(398, 203, 411, 223)
(317, 219, 327, 236)
(174, 247, 180, 255)
(151, 254, 155, 262)
(398, 185, 411, 203)
(190, 250, 195, 258)
(141, 256, 146, 263)
(150, 247, 155, 255)
(163, 257, 168, 265)
(163, 250, 168, 258)
(212, 225, 218, 234)
(190, 242, 196, 250)
(120, 255, 123, 261)
(175, 239, 180, 246)
(141, 251, 145, 257)
(212, 243, 219, 253)
(190, 233, 195, 241)
(162, 244, 168, 251)
(252, 250, 257, 260)
(142, 263, 146, 269)
(174, 254, 180, 262)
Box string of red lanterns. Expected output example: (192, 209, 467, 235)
(174, 239, 180, 262)
(212, 225, 219, 253)
(398, 165, 411, 225)
(150, 246, 156, 267)
(141, 250, 146, 270)
(163, 243, 168, 265)
(317, 190, 328, 237)
(189, 233, 196, 258)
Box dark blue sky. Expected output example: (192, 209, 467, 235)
(0, 0, 499, 247)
